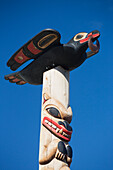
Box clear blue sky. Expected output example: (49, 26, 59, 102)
(0, 0, 113, 170)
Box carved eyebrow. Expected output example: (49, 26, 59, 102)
(46, 107, 61, 119)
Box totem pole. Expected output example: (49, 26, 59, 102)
(5, 29, 100, 170)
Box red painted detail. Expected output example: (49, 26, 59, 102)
(80, 37, 89, 43)
(19, 81, 26, 85)
(80, 33, 100, 44)
(43, 98, 46, 104)
(14, 49, 29, 64)
(92, 33, 100, 38)
(88, 32, 92, 37)
(27, 41, 42, 55)
(12, 78, 20, 82)
(42, 116, 72, 142)
(8, 76, 15, 79)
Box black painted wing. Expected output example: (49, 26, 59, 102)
(7, 29, 61, 71)
(4, 72, 26, 85)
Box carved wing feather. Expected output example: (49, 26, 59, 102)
(4, 72, 27, 85)
(7, 29, 61, 71)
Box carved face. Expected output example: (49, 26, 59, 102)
(42, 93, 73, 142)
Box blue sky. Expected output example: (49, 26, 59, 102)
(0, 0, 113, 169)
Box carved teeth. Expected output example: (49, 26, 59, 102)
(45, 119, 49, 123)
(48, 122, 52, 126)
(56, 128, 60, 133)
(44, 119, 70, 139)
(59, 129, 63, 134)
(45, 119, 57, 129)
(63, 132, 70, 138)
(52, 124, 57, 129)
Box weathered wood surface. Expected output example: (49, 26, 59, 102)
(39, 66, 73, 170)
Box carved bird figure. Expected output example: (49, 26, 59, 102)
(5, 29, 100, 85)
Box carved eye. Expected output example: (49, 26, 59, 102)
(46, 107, 61, 118)
(74, 32, 88, 41)
(76, 34, 83, 39)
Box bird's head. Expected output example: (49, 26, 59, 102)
(68, 30, 100, 58)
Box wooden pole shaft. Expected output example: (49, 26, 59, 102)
(39, 66, 73, 170)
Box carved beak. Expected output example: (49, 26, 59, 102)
(87, 30, 100, 58)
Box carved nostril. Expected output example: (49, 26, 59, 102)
(58, 121, 72, 131)
(58, 121, 65, 127)
(64, 121, 72, 131)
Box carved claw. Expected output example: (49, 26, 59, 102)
(55, 150, 66, 160)
(55, 141, 67, 161)
(55, 141, 73, 167)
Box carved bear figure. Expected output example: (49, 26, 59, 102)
(39, 93, 73, 170)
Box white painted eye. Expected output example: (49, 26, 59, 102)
(74, 32, 88, 41)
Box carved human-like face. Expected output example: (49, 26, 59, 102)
(42, 94, 72, 142)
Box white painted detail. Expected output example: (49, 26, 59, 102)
(45, 119, 49, 123)
(59, 129, 63, 134)
(48, 122, 52, 126)
(52, 124, 57, 129)
(56, 128, 60, 133)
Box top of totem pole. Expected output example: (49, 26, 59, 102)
(4, 28, 100, 85)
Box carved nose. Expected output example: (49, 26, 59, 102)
(58, 120, 72, 131)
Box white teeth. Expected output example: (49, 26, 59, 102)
(44, 120, 70, 138)
(63, 132, 67, 137)
(48, 122, 52, 126)
(59, 129, 63, 134)
(45, 119, 49, 123)
(63, 132, 70, 138)
(52, 124, 57, 129)
(45, 119, 56, 129)
(56, 128, 60, 133)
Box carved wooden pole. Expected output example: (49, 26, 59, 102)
(5, 28, 100, 170)
(39, 66, 72, 170)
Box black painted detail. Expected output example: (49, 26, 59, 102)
(66, 145, 73, 158)
(5, 29, 100, 85)
(76, 34, 83, 39)
(38, 34, 57, 48)
(58, 121, 72, 131)
(58, 141, 67, 155)
(33, 29, 61, 50)
(6, 29, 61, 71)
(23, 45, 35, 58)
(46, 107, 61, 118)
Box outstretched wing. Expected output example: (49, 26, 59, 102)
(4, 72, 27, 85)
(7, 29, 61, 71)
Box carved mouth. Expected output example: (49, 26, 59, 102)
(42, 117, 72, 142)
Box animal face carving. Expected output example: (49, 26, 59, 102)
(42, 93, 73, 142)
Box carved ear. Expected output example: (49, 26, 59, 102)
(67, 106, 72, 123)
(43, 93, 50, 104)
